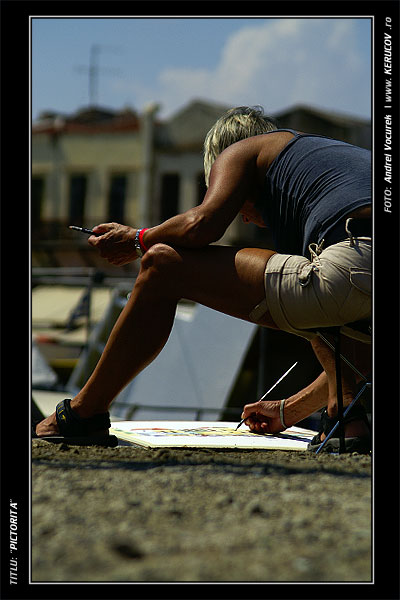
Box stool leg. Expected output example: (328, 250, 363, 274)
(333, 329, 346, 454)
(315, 386, 369, 454)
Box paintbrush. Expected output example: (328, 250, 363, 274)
(69, 225, 97, 235)
(235, 361, 298, 430)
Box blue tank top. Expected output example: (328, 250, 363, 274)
(255, 130, 371, 257)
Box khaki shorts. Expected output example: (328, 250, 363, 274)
(250, 237, 371, 341)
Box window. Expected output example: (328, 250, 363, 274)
(108, 175, 127, 223)
(197, 171, 207, 205)
(31, 176, 44, 235)
(160, 173, 179, 221)
(69, 174, 87, 225)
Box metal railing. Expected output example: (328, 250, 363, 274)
(31, 267, 135, 289)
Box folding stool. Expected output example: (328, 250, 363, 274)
(311, 319, 372, 454)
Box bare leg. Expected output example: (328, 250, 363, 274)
(36, 244, 277, 437)
(311, 335, 370, 440)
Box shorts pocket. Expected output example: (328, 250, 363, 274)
(338, 269, 371, 322)
(349, 269, 371, 296)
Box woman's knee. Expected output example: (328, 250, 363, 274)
(139, 243, 183, 285)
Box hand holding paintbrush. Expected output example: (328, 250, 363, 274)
(236, 361, 298, 430)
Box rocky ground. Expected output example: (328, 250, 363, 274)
(31, 439, 372, 583)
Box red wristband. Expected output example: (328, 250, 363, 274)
(138, 228, 149, 252)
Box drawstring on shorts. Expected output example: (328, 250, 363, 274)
(299, 240, 325, 288)
(345, 218, 355, 247)
(308, 240, 325, 261)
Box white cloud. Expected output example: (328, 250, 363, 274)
(118, 18, 370, 119)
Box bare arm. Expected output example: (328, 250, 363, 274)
(144, 141, 259, 248)
(241, 371, 328, 433)
(88, 140, 259, 264)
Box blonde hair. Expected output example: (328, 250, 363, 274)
(203, 106, 278, 187)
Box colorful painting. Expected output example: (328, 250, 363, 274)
(109, 421, 318, 451)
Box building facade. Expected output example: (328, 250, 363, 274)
(31, 100, 371, 270)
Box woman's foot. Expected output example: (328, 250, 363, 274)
(319, 416, 370, 442)
(35, 412, 59, 437)
(309, 403, 371, 453)
(33, 400, 110, 441)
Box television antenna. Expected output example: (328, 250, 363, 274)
(75, 44, 121, 107)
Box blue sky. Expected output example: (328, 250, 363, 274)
(31, 17, 372, 122)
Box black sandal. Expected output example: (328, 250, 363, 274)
(307, 403, 371, 453)
(32, 399, 118, 447)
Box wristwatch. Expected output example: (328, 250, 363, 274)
(134, 228, 145, 257)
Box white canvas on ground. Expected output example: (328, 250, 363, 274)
(110, 421, 318, 451)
